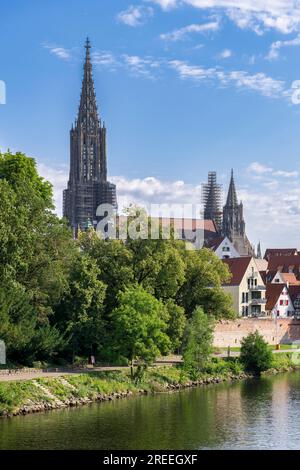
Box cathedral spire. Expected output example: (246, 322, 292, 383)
(225, 169, 238, 207)
(222, 170, 253, 256)
(256, 241, 262, 259)
(63, 38, 117, 234)
(85, 37, 91, 56)
(77, 37, 99, 128)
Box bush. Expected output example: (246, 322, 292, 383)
(205, 358, 244, 375)
(73, 356, 88, 367)
(240, 331, 273, 374)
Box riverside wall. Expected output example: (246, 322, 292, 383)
(213, 318, 300, 348)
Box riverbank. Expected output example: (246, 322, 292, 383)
(0, 354, 297, 418)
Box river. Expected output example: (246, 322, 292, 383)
(0, 372, 300, 450)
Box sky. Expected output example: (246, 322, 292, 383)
(1, 0, 300, 250)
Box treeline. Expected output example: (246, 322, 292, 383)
(0, 151, 234, 366)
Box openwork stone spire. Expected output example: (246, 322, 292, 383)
(77, 38, 100, 132)
(63, 39, 117, 235)
(225, 169, 238, 207)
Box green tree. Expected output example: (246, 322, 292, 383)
(125, 208, 185, 298)
(164, 300, 186, 352)
(183, 307, 214, 374)
(110, 285, 171, 375)
(0, 279, 36, 358)
(177, 248, 234, 319)
(79, 233, 134, 314)
(0, 151, 76, 362)
(240, 331, 273, 375)
(55, 255, 107, 361)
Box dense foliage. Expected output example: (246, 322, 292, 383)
(182, 307, 214, 375)
(240, 331, 273, 374)
(0, 151, 234, 366)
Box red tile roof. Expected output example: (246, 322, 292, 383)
(116, 216, 218, 232)
(264, 248, 298, 261)
(267, 255, 300, 273)
(259, 271, 267, 285)
(280, 273, 300, 286)
(266, 284, 286, 311)
(205, 236, 225, 250)
(222, 257, 252, 286)
(287, 285, 300, 306)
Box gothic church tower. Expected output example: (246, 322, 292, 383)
(63, 38, 117, 234)
(222, 170, 253, 256)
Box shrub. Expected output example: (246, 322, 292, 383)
(240, 331, 273, 374)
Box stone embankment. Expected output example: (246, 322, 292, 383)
(0, 372, 252, 419)
(1, 389, 137, 418)
(164, 372, 251, 391)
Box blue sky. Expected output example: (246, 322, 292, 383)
(1, 0, 300, 248)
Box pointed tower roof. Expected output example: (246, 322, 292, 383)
(225, 169, 238, 207)
(77, 38, 99, 127)
(257, 241, 262, 259)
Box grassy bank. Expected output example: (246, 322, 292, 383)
(0, 354, 298, 418)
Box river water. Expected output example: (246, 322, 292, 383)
(0, 372, 300, 450)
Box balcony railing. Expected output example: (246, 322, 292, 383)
(251, 298, 267, 305)
(251, 285, 266, 291)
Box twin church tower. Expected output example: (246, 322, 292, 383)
(63, 39, 252, 255)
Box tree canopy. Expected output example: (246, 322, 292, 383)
(0, 151, 234, 365)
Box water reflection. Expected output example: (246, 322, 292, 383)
(0, 372, 300, 450)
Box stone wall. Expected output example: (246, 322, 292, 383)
(213, 318, 300, 347)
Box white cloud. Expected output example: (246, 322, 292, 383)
(150, 0, 179, 10)
(151, 0, 300, 34)
(43, 45, 71, 60)
(267, 34, 300, 60)
(122, 54, 161, 78)
(239, 183, 300, 247)
(169, 60, 286, 98)
(108, 172, 300, 246)
(37, 161, 300, 247)
(117, 5, 153, 27)
(218, 48, 232, 59)
(37, 163, 68, 216)
(248, 161, 299, 178)
(92, 51, 118, 69)
(160, 20, 220, 41)
(248, 162, 273, 175)
(42, 42, 296, 102)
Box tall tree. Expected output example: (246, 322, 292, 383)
(110, 285, 171, 373)
(0, 152, 76, 361)
(183, 307, 214, 373)
(55, 255, 107, 360)
(177, 248, 234, 319)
